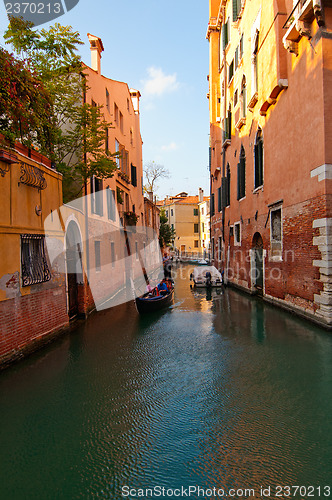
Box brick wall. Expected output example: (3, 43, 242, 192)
(0, 286, 68, 366)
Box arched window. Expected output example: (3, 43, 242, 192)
(237, 145, 246, 200)
(254, 128, 264, 188)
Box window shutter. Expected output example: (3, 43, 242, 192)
(254, 144, 258, 188)
(218, 187, 222, 212)
(221, 177, 227, 209)
(240, 156, 246, 198)
(237, 163, 241, 200)
(211, 193, 215, 216)
(233, 0, 238, 21)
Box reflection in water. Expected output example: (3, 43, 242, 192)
(0, 265, 332, 498)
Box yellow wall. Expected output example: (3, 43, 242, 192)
(0, 149, 63, 301)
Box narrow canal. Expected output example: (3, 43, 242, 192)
(1, 265, 332, 499)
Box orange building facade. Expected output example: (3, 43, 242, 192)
(207, 0, 332, 328)
(64, 34, 146, 314)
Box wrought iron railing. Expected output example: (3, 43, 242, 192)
(19, 162, 47, 190)
(21, 234, 51, 287)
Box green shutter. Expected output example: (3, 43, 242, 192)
(233, 0, 238, 21)
(221, 177, 227, 209)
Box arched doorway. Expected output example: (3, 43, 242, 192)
(252, 232, 264, 295)
(66, 220, 83, 318)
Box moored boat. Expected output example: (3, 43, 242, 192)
(190, 266, 223, 288)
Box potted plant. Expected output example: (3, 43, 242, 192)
(124, 211, 139, 226)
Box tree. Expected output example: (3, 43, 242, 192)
(0, 47, 54, 149)
(144, 161, 169, 194)
(159, 209, 175, 248)
(4, 17, 118, 202)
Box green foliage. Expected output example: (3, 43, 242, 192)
(159, 209, 175, 248)
(0, 46, 54, 148)
(4, 17, 117, 202)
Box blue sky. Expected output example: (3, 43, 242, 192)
(0, 0, 210, 199)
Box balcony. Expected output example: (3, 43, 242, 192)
(19, 162, 47, 190)
(283, 0, 323, 53)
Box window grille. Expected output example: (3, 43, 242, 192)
(21, 234, 51, 287)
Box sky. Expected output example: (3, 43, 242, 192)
(0, 0, 211, 200)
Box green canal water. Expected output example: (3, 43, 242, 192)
(1, 265, 332, 499)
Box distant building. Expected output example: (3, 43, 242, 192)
(198, 188, 211, 257)
(144, 192, 160, 234)
(207, 0, 332, 328)
(159, 191, 210, 256)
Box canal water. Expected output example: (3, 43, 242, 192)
(1, 265, 332, 499)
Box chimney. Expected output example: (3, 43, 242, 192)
(148, 191, 153, 202)
(87, 33, 104, 75)
(199, 187, 204, 202)
(130, 89, 141, 114)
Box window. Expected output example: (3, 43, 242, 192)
(229, 60, 234, 83)
(234, 89, 238, 107)
(235, 46, 239, 69)
(130, 128, 133, 146)
(222, 163, 231, 207)
(194, 208, 198, 216)
(91, 176, 103, 215)
(115, 139, 120, 168)
(131, 164, 137, 187)
(240, 34, 244, 59)
(194, 223, 199, 233)
(114, 103, 119, 124)
(211, 193, 215, 216)
(222, 18, 230, 50)
(122, 150, 129, 174)
(194, 240, 199, 248)
(252, 30, 259, 96)
(234, 222, 241, 245)
(106, 88, 110, 112)
(218, 236, 222, 260)
(107, 188, 116, 221)
(223, 106, 232, 142)
(201, 207, 204, 215)
(254, 128, 264, 188)
(218, 186, 222, 212)
(233, 0, 242, 22)
(110, 241, 115, 268)
(212, 237, 215, 259)
(202, 223, 205, 233)
(120, 111, 123, 133)
(166, 210, 168, 218)
(237, 146, 246, 200)
(135, 241, 139, 260)
(171, 209, 174, 217)
(95, 241, 101, 272)
(270, 207, 282, 259)
(127, 98, 130, 112)
(105, 127, 109, 153)
(240, 75, 247, 118)
(21, 234, 51, 287)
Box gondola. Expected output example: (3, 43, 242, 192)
(135, 287, 174, 314)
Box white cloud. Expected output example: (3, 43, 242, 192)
(141, 67, 179, 97)
(161, 142, 178, 152)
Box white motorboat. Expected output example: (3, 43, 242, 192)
(190, 266, 223, 287)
